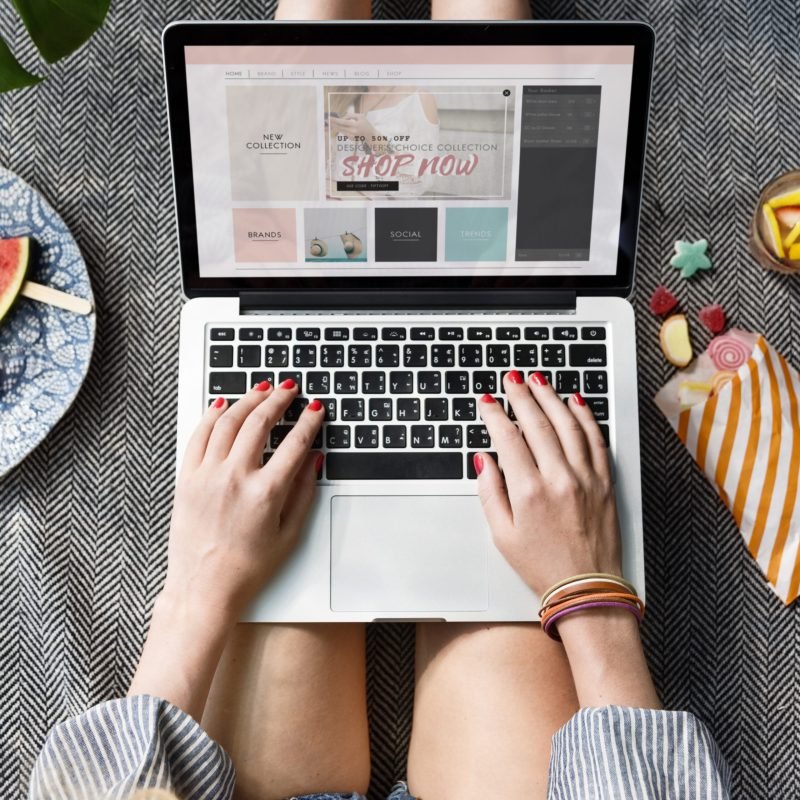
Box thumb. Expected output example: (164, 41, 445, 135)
(474, 452, 513, 534)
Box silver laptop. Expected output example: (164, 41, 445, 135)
(162, 20, 655, 622)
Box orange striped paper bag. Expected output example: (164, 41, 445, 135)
(654, 329, 800, 604)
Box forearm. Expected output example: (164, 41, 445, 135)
(558, 608, 661, 709)
(128, 589, 234, 721)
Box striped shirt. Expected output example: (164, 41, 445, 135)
(27, 695, 731, 799)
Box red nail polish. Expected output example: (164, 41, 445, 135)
(473, 453, 484, 476)
(315, 453, 324, 473)
(279, 378, 296, 390)
(307, 399, 323, 412)
(255, 380, 271, 392)
(507, 370, 524, 384)
(213, 397, 225, 409)
(573, 392, 586, 406)
(480, 393, 496, 404)
(531, 372, 548, 386)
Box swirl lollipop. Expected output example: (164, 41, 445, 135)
(708, 334, 751, 371)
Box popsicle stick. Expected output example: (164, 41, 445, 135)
(20, 280, 93, 316)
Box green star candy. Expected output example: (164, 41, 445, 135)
(670, 238, 712, 278)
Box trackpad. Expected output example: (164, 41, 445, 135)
(330, 495, 488, 612)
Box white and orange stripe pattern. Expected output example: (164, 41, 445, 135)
(670, 337, 800, 604)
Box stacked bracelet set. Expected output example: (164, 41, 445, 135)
(538, 572, 645, 641)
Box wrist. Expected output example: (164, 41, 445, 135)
(158, 578, 242, 630)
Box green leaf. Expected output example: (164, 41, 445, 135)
(0, 35, 43, 91)
(11, 0, 111, 65)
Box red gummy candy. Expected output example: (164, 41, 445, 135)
(698, 303, 726, 334)
(649, 285, 678, 315)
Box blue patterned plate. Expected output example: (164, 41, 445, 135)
(0, 166, 95, 477)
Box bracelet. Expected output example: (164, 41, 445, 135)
(542, 600, 644, 641)
(541, 578, 639, 610)
(539, 590, 645, 619)
(541, 572, 637, 604)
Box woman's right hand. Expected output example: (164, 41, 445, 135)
(475, 370, 621, 597)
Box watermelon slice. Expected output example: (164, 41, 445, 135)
(0, 237, 30, 322)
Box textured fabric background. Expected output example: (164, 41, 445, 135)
(1, 1, 799, 798)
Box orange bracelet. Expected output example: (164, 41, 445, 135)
(540, 591, 645, 624)
(542, 578, 637, 610)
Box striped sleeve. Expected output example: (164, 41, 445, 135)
(548, 706, 732, 799)
(27, 694, 235, 800)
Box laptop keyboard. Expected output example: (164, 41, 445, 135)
(206, 321, 610, 481)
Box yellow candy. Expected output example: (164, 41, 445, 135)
(660, 314, 693, 368)
(763, 204, 786, 259)
(678, 380, 712, 408)
(789, 243, 800, 261)
(785, 221, 800, 248)
(768, 189, 800, 208)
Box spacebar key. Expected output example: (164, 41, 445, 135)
(326, 452, 463, 480)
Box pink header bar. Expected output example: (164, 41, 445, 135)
(185, 45, 633, 65)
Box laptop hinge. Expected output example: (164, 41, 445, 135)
(238, 290, 577, 314)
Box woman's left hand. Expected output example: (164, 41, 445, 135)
(330, 112, 379, 142)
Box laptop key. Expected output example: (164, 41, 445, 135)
(445, 371, 469, 394)
(278, 372, 303, 392)
(472, 371, 496, 394)
(524, 327, 549, 340)
(209, 345, 233, 368)
(238, 345, 261, 368)
(348, 345, 372, 368)
(209, 372, 246, 395)
(529, 370, 553, 385)
(382, 327, 406, 341)
(541, 344, 565, 367)
(467, 425, 490, 449)
(425, 398, 448, 421)
(486, 345, 510, 367)
(319, 398, 337, 421)
(326, 425, 351, 449)
(570, 344, 607, 367)
(598, 424, 610, 446)
(467, 451, 498, 479)
(325, 328, 349, 341)
(326, 452, 463, 480)
(354, 425, 379, 448)
(341, 398, 365, 420)
(459, 345, 482, 367)
(438, 425, 463, 448)
(452, 397, 476, 421)
(467, 327, 492, 340)
(283, 397, 309, 422)
(251, 371, 275, 388)
(411, 327, 435, 340)
(267, 328, 292, 341)
(354, 327, 378, 341)
(333, 371, 358, 394)
(320, 345, 345, 368)
(556, 371, 580, 394)
(418, 371, 441, 394)
(270, 424, 294, 449)
(553, 327, 578, 340)
(362, 372, 385, 394)
(306, 371, 330, 394)
(369, 398, 392, 421)
(513, 345, 538, 367)
(389, 371, 414, 394)
(410, 425, 435, 448)
(497, 327, 521, 340)
(210, 327, 234, 341)
(587, 397, 609, 420)
(404, 345, 427, 367)
(397, 398, 420, 421)
(293, 345, 317, 368)
(239, 328, 263, 341)
(439, 327, 464, 341)
(383, 425, 407, 448)
(581, 326, 606, 341)
(297, 327, 321, 341)
(431, 345, 455, 367)
(264, 345, 289, 367)
(376, 345, 399, 367)
(584, 371, 608, 394)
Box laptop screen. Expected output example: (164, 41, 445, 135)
(182, 43, 634, 281)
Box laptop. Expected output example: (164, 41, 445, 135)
(162, 20, 655, 622)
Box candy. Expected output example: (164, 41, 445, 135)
(768, 189, 800, 208)
(784, 221, 800, 249)
(678, 380, 712, 408)
(762, 204, 786, 259)
(660, 314, 693, 367)
(698, 303, 726, 334)
(790, 243, 800, 261)
(708, 333, 751, 371)
(710, 370, 737, 395)
(670, 239, 712, 278)
(775, 205, 800, 229)
(649, 285, 678, 316)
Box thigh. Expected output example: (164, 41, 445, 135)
(431, 0, 532, 19)
(275, 0, 372, 19)
(202, 623, 370, 800)
(407, 622, 578, 800)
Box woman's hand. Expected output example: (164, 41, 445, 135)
(475, 371, 620, 597)
(129, 380, 324, 720)
(476, 371, 661, 709)
(164, 380, 324, 618)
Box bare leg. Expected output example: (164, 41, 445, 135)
(431, 0, 532, 19)
(276, 0, 372, 19)
(407, 622, 578, 799)
(203, 623, 370, 800)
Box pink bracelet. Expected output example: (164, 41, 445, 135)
(543, 600, 644, 641)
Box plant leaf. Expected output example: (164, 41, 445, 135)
(11, 0, 110, 65)
(0, 35, 43, 91)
